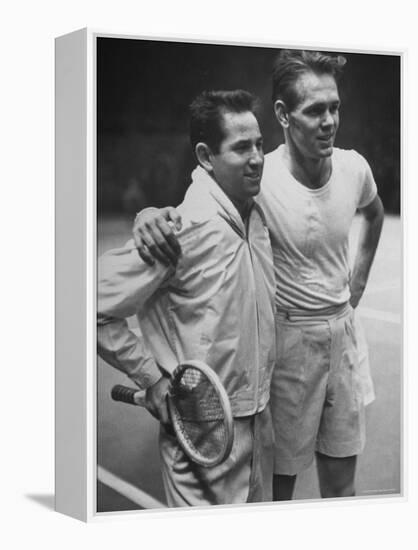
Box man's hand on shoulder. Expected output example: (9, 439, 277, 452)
(145, 375, 171, 426)
(133, 206, 183, 266)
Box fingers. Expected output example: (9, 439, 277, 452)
(133, 221, 169, 266)
(165, 207, 183, 231)
(145, 377, 171, 425)
(146, 398, 170, 425)
(132, 207, 182, 266)
(349, 291, 360, 309)
(133, 208, 158, 266)
(132, 390, 146, 406)
(350, 297, 359, 309)
(140, 226, 175, 266)
(155, 216, 182, 262)
(133, 234, 157, 266)
(144, 392, 163, 421)
(157, 397, 171, 427)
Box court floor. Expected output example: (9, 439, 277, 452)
(96, 214, 402, 512)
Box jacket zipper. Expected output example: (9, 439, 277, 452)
(245, 212, 261, 413)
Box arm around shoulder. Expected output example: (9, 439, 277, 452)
(132, 206, 183, 266)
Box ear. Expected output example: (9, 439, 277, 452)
(274, 100, 290, 129)
(195, 142, 214, 172)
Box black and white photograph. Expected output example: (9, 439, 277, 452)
(5, 0, 418, 546)
(96, 35, 401, 513)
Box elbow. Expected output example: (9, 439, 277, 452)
(363, 194, 384, 224)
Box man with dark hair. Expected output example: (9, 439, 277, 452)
(97, 90, 276, 506)
(190, 89, 260, 152)
(132, 50, 384, 502)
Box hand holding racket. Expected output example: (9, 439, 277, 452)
(111, 360, 234, 468)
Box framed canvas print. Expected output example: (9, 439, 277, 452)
(55, 28, 403, 521)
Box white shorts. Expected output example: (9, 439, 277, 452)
(270, 303, 366, 476)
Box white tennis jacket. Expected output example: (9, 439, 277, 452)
(97, 167, 276, 416)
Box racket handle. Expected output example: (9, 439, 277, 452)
(111, 384, 146, 407)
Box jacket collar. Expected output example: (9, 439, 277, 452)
(188, 166, 253, 238)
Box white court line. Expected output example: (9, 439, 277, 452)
(358, 306, 401, 325)
(97, 465, 167, 509)
(105, 298, 400, 509)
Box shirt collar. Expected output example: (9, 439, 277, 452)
(189, 166, 251, 237)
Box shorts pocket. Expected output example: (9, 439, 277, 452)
(272, 322, 307, 420)
(342, 315, 363, 410)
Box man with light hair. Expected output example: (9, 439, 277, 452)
(132, 50, 384, 501)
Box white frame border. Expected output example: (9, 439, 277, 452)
(55, 27, 405, 522)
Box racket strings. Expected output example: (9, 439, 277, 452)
(175, 369, 224, 421)
(170, 366, 229, 463)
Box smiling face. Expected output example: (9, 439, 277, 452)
(283, 71, 340, 160)
(207, 110, 264, 207)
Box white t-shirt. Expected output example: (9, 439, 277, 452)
(258, 145, 377, 310)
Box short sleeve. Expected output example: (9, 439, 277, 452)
(357, 154, 378, 209)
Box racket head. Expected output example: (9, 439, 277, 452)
(167, 360, 234, 468)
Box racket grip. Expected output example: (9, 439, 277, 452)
(111, 384, 146, 406)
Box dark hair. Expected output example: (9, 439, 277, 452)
(189, 90, 258, 153)
(272, 50, 347, 110)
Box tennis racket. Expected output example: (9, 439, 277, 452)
(111, 360, 234, 468)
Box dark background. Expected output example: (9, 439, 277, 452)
(96, 37, 402, 512)
(97, 38, 401, 216)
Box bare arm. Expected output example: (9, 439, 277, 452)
(133, 206, 183, 266)
(349, 194, 385, 308)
